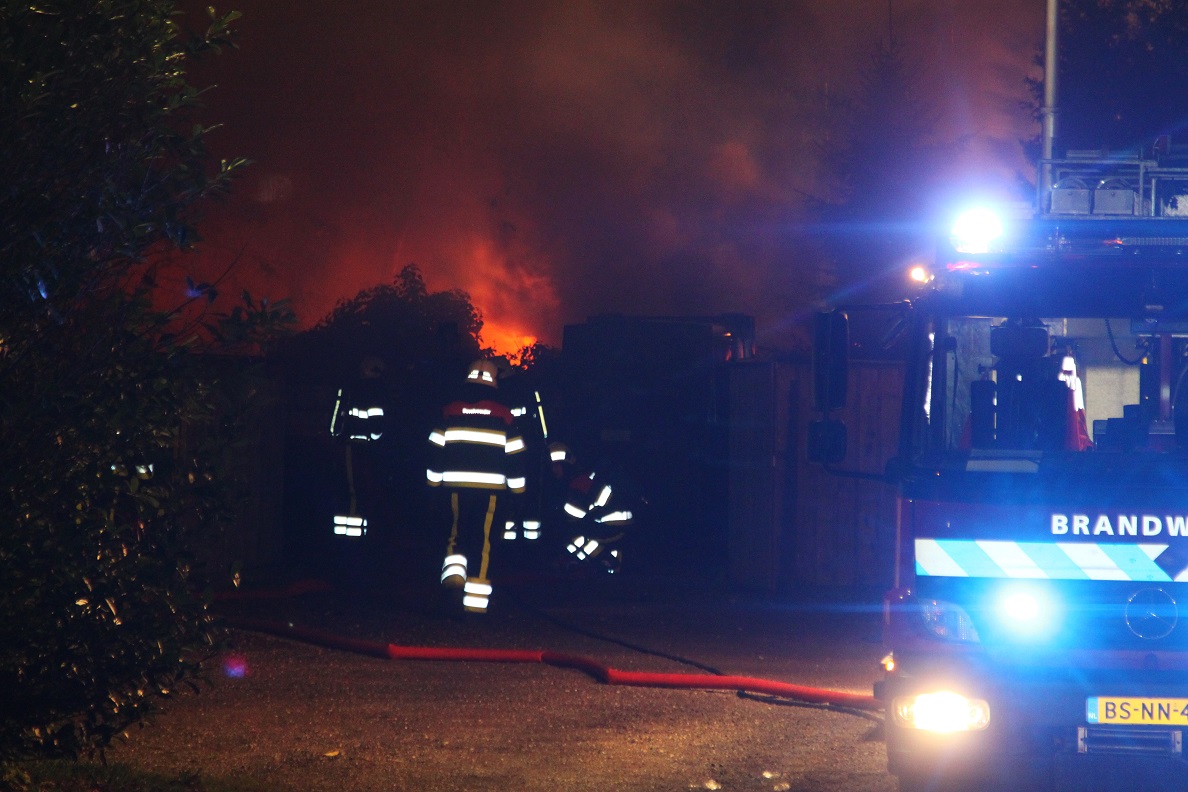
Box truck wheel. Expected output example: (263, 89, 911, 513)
(896, 772, 934, 792)
(895, 774, 914, 792)
(895, 772, 960, 792)
(898, 769, 1039, 792)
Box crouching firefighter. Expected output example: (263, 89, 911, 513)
(427, 360, 527, 613)
(550, 443, 634, 575)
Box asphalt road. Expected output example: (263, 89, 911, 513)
(104, 575, 896, 792)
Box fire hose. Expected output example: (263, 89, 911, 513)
(220, 588, 881, 714)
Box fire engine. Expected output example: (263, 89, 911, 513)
(811, 147, 1188, 790)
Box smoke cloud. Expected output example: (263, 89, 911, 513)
(182, 0, 1042, 351)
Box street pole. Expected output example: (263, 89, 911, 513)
(1041, 0, 1059, 202)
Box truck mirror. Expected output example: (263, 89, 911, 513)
(808, 419, 847, 465)
(813, 311, 849, 412)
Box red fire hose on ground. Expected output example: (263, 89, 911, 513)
(220, 583, 881, 713)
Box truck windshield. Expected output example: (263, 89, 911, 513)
(923, 314, 1184, 459)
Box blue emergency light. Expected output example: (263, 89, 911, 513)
(950, 207, 1005, 255)
(994, 584, 1060, 639)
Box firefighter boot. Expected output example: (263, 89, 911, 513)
(462, 578, 493, 614)
(440, 554, 466, 589)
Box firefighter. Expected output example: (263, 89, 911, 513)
(427, 359, 527, 614)
(500, 372, 551, 545)
(550, 442, 634, 576)
(328, 356, 387, 540)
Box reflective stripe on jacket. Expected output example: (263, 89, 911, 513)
(427, 398, 526, 492)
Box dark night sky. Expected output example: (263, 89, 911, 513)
(180, 0, 1043, 352)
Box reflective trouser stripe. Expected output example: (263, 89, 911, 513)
(446, 493, 461, 556)
(523, 521, 540, 540)
(441, 553, 467, 583)
(504, 520, 517, 540)
(478, 495, 496, 581)
(345, 446, 357, 515)
(334, 514, 367, 537)
(463, 579, 492, 613)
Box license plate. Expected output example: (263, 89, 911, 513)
(1086, 697, 1188, 725)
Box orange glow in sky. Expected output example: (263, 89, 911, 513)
(180, 0, 1044, 352)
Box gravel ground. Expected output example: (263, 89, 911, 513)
(101, 577, 895, 792)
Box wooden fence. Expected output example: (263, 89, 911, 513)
(727, 359, 902, 593)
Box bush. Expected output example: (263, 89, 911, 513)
(0, 1, 291, 760)
(0, 288, 291, 760)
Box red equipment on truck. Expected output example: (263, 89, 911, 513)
(811, 148, 1188, 791)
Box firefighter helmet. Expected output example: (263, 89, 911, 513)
(548, 442, 571, 464)
(467, 359, 499, 387)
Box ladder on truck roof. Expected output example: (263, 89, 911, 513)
(938, 151, 1188, 272)
(1042, 148, 1188, 220)
(928, 150, 1188, 320)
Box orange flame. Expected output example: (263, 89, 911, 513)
(426, 237, 560, 359)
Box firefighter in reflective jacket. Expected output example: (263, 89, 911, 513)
(328, 356, 387, 539)
(550, 442, 633, 575)
(502, 377, 551, 543)
(427, 360, 527, 613)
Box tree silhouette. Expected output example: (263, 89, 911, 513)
(286, 264, 484, 386)
(1028, 0, 1188, 155)
(813, 35, 951, 304)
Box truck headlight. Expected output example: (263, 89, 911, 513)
(920, 599, 980, 643)
(893, 691, 991, 733)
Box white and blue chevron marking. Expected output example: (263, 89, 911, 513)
(915, 539, 1186, 582)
